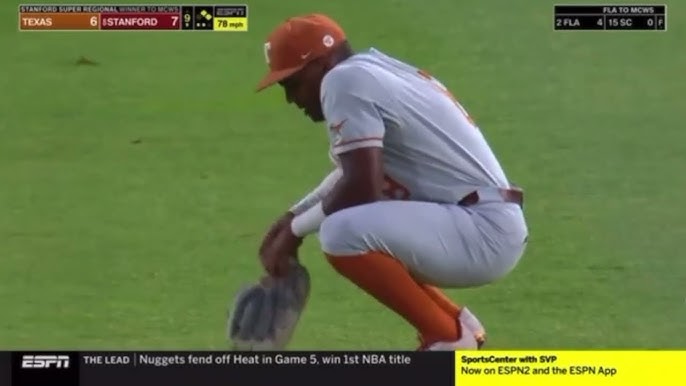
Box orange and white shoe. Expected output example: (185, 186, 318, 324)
(416, 322, 479, 351)
(415, 307, 487, 351)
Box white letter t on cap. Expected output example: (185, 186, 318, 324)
(264, 42, 271, 64)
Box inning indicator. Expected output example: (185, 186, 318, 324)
(18, 4, 248, 31)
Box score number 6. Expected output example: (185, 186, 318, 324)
(90, 15, 98, 27)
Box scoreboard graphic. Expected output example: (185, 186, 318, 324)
(554, 4, 667, 31)
(18, 4, 248, 31)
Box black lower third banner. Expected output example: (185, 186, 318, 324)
(4, 351, 454, 386)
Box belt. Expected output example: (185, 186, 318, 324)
(458, 187, 524, 208)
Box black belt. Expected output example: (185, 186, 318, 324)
(458, 188, 524, 208)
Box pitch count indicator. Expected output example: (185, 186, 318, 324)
(18, 4, 248, 31)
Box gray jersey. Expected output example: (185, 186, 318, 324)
(320, 48, 511, 204)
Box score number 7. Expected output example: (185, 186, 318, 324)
(416, 69, 476, 126)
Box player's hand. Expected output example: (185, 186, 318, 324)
(259, 212, 295, 256)
(259, 226, 303, 277)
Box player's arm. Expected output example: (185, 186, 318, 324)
(288, 167, 343, 216)
(291, 67, 387, 237)
(320, 147, 384, 214)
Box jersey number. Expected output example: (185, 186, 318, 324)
(417, 69, 476, 126)
(382, 174, 410, 200)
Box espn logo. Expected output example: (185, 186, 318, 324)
(21, 354, 70, 369)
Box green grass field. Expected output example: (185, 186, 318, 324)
(1, 0, 685, 350)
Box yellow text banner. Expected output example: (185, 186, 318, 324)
(455, 350, 686, 386)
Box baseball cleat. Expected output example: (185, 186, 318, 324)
(416, 320, 479, 351)
(415, 307, 487, 351)
(459, 307, 487, 349)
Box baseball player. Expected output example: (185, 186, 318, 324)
(256, 13, 528, 351)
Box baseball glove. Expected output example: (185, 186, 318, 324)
(227, 258, 311, 351)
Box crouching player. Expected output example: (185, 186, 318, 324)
(256, 14, 528, 350)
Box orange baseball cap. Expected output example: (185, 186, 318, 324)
(256, 13, 346, 92)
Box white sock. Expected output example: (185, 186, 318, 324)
(459, 307, 485, 336)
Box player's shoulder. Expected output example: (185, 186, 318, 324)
(322, 56, 377, 91)
(326, 48, 422, 86)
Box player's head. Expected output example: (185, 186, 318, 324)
(256, 13, 353, 122)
